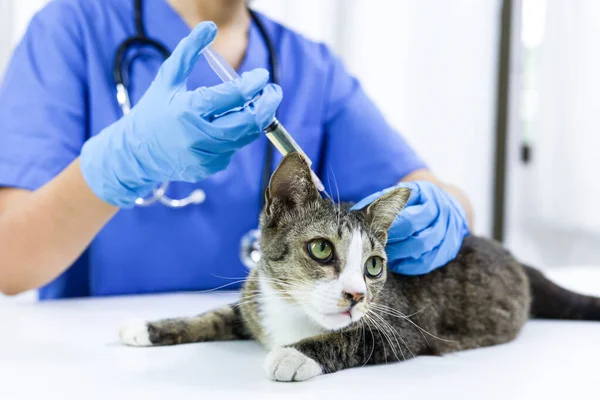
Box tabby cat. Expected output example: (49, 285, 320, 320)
(120, 153, 600, 382)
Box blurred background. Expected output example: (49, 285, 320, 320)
(1, 0, 599, 276)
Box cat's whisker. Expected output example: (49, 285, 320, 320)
(375, 303, 429, 319)
(369, 303, 411, 316)
(363, 314, 390, 358)
(329, 167, 342, 213)
(243, 281, 308, 293)
(241, 288, 305, 299)
(369, 303, 426, 321)
(234, 295, 315, 309)
(369, 303, 431, 347)
(363, 314, 393, 362)
(208, 274, 251, 281)
(238, 290, 304, 302)
(243, 275, 305, 284)
(201, 276, 310, 297)
(360, 319, 366, 362)
(210, 274, 309, 289)
(326, 166, 342, 228)
(369, 303, 456, 343)
(248, 278, 311, 292)
(367, 310, 406, 361)
(188, 279, 250, 293)
(370, 310, 415, 359)
(244, 285, 315, 302)
(361, 318, 376, 366)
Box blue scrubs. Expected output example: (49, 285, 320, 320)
(0, 0, 426, 300)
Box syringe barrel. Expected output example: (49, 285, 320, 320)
(263, 118, 312, 166)
(202, 47, 240, 82)
(202, 47, 325, 193)
(202, 47, 305, 160)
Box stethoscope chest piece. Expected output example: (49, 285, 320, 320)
(240, 229, 262, 269)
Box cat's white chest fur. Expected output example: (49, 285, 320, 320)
(258, 276, 325, 349)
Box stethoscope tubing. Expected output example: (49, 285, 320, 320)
(113, 1, 279, 268)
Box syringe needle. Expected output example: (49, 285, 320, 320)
(202, 46, 326, 193)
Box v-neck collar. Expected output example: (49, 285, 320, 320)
(145, 1, 265, 88)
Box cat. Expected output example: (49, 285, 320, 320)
(119, 153, 600, 382)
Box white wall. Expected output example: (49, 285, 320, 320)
(253, 0, 501, 236)
(10, 0, 48, 44)
(0, 0, 13, 77)
(0, 0, 48, 76)
(505, 0, 600, 268)
(2, 0, 501, 238)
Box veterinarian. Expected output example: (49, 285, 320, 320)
(0, 0, 472, 299)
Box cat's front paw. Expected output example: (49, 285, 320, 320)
(119, 319, 152, 347)
(265, 347, 323, 382)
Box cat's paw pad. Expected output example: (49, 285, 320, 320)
(119, 319, 152, 347)
(265, 347, 322, 382)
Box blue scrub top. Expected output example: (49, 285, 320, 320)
(0, 0, 426, 300)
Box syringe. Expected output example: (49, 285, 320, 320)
(202, 47, 325, 192)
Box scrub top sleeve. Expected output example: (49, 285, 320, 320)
(0, 3, 87, 191)
(319, 51, 427, 202)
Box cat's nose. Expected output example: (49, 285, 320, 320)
(343, 290, 365, 307)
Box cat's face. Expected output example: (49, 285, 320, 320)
(259, 154, 410, 331)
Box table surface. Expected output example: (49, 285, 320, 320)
(2, 267, 600, 400)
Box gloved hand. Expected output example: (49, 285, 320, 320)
(352, 181, 469, 275)
(80, 22, 282, 208)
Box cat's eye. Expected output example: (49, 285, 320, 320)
(307, 239, 334, 263)
(365, 256, 384, 278)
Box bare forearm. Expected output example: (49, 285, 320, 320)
(0, 159, 118, 295)
(401, 169, 474, 229)
(438, 183, 473, 228)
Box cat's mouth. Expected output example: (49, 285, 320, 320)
(324, 309, 352, 318)
(304, 302, 365, 330)
(323, 306, 366, 324)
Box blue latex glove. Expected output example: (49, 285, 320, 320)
(80, 22, 282, 208)
(352, 181, 470, 275)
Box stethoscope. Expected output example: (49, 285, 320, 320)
(114, 0, 276, 267)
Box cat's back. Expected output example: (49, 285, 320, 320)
(379, 235, 531, 353)
(382, 235, 529, 296)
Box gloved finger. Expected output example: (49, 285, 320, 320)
(387, 203, 468, 276)
(389, 199, 450, 259)
(192, 69, 271, 117)
(391, 219, 465, 275)
(387, 199, 437, 243)
(178, 151, 234, 181)
(187, 147, 235, 165)
(157, 22, 218, 88)
(187, 84, 280, 154)
(437, 213, 468, 263)
(387, 249, 441, 276)
(205, 83, 282, 140)
(249, 83, 283, 129)
(192, 128, 261, 154)
(191, 125, 260, 155)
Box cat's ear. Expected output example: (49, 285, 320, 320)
(360, 187, 411, 242)
(264, 153, 321, 217)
